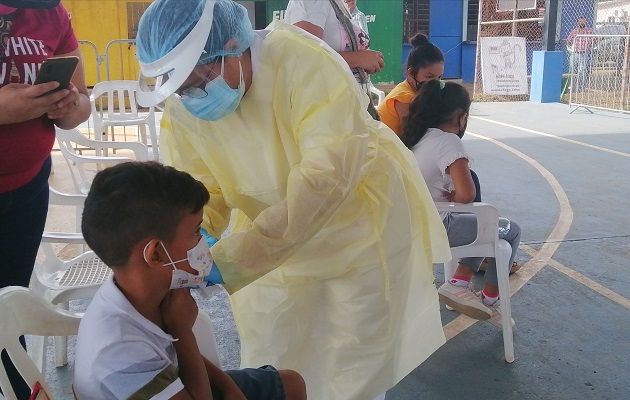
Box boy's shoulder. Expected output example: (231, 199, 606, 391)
(74, 278, 183, 400)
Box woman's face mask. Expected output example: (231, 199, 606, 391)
(144, 237, 213, 289)
(181, 58, 245, 122)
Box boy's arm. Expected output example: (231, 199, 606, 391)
(169, 332, 213, 400)
(203, 357, 247, 400)
(161, 289, 213, 400)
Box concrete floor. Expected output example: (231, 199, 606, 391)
(42, 101, 630, 399)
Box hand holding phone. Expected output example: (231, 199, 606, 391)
(34, 56, 79, 95)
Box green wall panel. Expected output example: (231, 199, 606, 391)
(265, 0, 403, 84)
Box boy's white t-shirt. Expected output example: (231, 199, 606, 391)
(411, 128, 472, 218)
(74, 277, 184, 400)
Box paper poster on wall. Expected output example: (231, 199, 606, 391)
(480, 37, 529, 95)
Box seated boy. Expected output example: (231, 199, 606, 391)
(74, 161, 306, 400)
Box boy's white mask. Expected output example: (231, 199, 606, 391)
(143, 237, 213, 289)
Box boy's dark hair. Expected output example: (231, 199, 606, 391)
(401, 80, 471, 149)
(406, 33, 444, 75)
(82, 161, 210, 267)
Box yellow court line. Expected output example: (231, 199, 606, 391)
(520, 244, 630, 311)
(443, 131, 574, 340)
(470, 115, 630, 159)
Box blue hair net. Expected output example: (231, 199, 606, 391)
(137, 0, 253, 66)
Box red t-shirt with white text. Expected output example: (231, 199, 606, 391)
(0, 4, 78, 192)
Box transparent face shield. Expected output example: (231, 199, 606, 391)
(137, 0, 216, 107)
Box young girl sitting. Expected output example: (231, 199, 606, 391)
(402, 80, 522, 326)
(377, 33, 444, 137)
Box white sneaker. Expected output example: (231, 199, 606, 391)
(488, 300, 515, 329)
(438, 282, 492, 320)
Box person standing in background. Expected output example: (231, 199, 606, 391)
(285, 0, 383, 119)
(566, 17, 597, 92)
(345, 0, 368, 36)
(377, 33, 444, 137)
(0, 0, 90, 398)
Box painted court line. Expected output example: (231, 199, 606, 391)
(442, 131, 574, 340)
(521, 244, 630, 311)
(470, 116, 630, 159)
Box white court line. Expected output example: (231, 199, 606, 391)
(443, 131, 574, 340)
(470, 115, 630, 159)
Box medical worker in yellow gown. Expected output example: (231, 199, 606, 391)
(136, 1, 451, 399)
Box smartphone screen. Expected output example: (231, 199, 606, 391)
(34, 56, 79, 94)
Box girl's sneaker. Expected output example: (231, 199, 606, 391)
(488, 301, 515, 329)
(438, 282, 492, 320)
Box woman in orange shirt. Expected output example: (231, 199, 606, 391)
(377, 33, 443, 136)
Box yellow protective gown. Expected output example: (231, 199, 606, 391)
(161, 22, 451, 400)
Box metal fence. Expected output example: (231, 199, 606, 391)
(473, 0, 544, 101)
(78, 40, 102, 85)
(562, 0, 630, 114)
(105, 39, 140, 82)
(568, 33, 630, 113)
(77, 39, 140, 86)
(474, 0, 630, 113)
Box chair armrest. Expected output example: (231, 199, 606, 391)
(56, 128, 150, 161)
(41, 232, 86, 245)
(49, 187, 86, 207)
(435, 202, 499, 217)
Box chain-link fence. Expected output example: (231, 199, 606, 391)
(473, 0, 544, 101)
(564, 1, 630, 113)
(474, 0, 630, 112)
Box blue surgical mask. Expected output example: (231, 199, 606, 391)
(182, 58, 245, 122)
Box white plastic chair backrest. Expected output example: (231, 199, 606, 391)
(434, 202, 500, 258)
(0, 287, 81, 400)
(90, 80, 142, 120)
(368, 83, 386, 107)
(192, 309, 221, 368)
(55, 129, 93, 194)
(39, 188, 87, 275)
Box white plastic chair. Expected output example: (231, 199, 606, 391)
(90, 80, 159, 160)
(56, 127, 149, 194)
(435, 202, 515, 363)
(193, 309, 221, 367)
(368, 82, 386, 107)
(0, 286, 82, 400)
(30, 187, 112, 371)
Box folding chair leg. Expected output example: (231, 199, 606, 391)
(496, 239, 515, 363)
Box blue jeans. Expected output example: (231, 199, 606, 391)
(571, 51, 592, 91)
(0, 156, 51, 399)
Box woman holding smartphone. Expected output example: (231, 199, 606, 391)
(0, 1, 90, 397)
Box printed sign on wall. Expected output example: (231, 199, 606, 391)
(480, 37, 529, 95)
